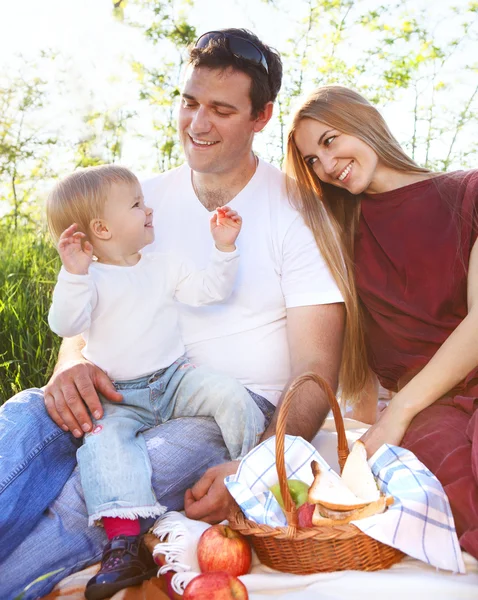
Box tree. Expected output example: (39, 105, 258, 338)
(121, 0, 196, 171)
(357, 1, 478, 170)
(260, 0, 478, 169)
(74, 109, 137, 168)
(0, 67, 57, 229)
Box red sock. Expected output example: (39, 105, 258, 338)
(102, 517, 140, 540)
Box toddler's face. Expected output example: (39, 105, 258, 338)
(103, 182, 154, 253)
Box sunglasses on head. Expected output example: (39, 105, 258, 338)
(194, 31, 269, 75)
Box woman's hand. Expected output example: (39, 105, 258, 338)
(359, 397, 413, 457)
(210, 206, 242, 252)
(57, 223, 93, 275)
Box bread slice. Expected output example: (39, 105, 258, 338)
(312, 495, 393, 526)
(341, 440, 380, 503)
(308, 461, 371, 510)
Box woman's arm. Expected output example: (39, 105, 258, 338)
(361, 236, 478, 455)
(345, 371, 379, 424)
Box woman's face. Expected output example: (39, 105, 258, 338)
(294, 118, 383, 195)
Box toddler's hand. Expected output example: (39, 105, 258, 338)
(57, 224, 93, 275)
(210, 206, 242, 252)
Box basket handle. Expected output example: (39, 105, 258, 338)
(275, 372, 349, 532)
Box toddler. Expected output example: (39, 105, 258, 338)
(47, 165, 265, 600)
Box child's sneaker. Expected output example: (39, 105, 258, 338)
(85, 534, 157, 600)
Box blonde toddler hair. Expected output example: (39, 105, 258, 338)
(47, 165, 140, 244)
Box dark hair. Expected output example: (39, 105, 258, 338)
(188, 28, 283, 118)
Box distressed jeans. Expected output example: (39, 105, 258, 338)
(0, 386, 274, 600)
(79, 357, 265, 524)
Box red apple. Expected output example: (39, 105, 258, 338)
(297, 502, 315, 527)
(183, 571, 248, 600)
(197, 524, 252, 577)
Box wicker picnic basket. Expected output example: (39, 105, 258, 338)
(228, 372, 404, 574)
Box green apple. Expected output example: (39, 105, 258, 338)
(269, 479, 309, 509)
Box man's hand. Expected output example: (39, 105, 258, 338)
(43, 359, 123, 437)
(184, 461, 239, 523)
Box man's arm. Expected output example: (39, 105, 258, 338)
(43, 336, 122, 437)
(261, 302, 345, 441)
(184, 302, 345, 523)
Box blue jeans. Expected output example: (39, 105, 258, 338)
(79, 357, 265, 524)
(0, 386, 274, 600)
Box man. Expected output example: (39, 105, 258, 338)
(0, 29, 344, 598)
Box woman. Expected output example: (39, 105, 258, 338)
(286, 85, 478, 560)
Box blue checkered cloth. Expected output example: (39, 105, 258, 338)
(225, 435, 465, 573)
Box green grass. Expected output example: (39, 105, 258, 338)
(0, 225, 62, 403)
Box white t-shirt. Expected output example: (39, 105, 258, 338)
(142, 159, 343, 405)
(48, 249, 239, 381)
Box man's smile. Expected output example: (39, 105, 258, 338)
(189, 135, 219, 147)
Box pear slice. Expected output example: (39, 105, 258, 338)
(308, 461, 370, 510)
(341, 440, 380, 503)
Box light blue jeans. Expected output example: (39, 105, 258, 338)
(79, 356, 265, 524)
(0, 385, 274, 600)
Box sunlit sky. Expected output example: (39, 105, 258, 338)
(0, 0, 293, 177)
(0, 1, 290, 60)
(0, 0, 475, 183)
(0, 0, 292, 113)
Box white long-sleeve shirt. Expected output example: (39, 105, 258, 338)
(48, 248, 239, 381)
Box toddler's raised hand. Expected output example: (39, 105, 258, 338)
(210, 206, 242, 252)
(57, 224, 94, 275)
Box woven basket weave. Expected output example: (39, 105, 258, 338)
(228, 372, 404, 574)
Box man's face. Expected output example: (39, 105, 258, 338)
(178, 66, 258, 174)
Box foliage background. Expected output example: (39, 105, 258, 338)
(0, 0, 477, 401)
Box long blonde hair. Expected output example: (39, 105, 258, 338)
(285, 86, 430, 402)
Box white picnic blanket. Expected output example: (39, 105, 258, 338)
(151, 417, 478, 598)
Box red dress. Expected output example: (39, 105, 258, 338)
(355, 170, 478, 559)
